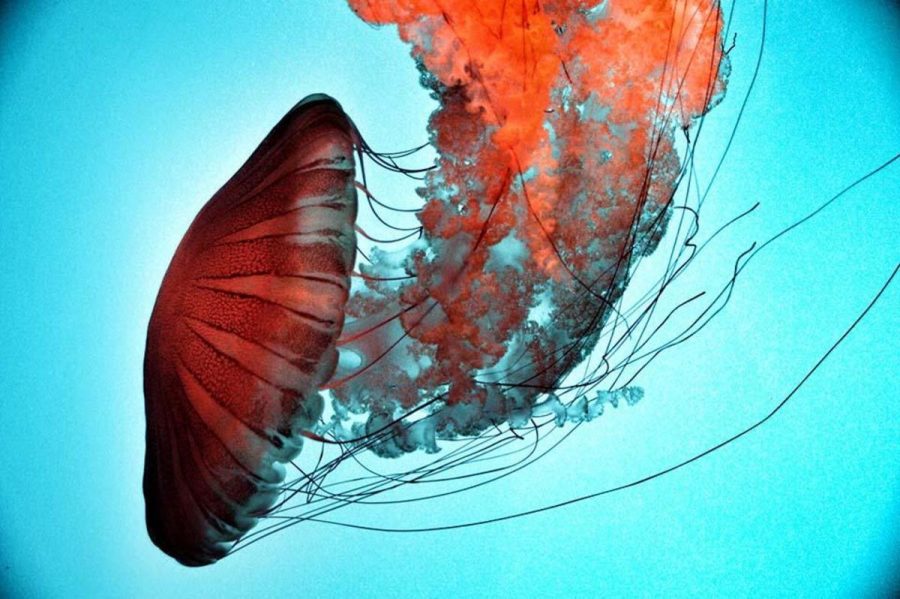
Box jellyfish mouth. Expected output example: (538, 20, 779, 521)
(316, 0, 729, 457)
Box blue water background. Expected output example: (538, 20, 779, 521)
(1, 1, 898, 597)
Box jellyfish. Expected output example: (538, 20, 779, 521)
(143, 0, 894, 566)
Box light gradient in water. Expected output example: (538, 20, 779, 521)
(0, 1, 897, 597)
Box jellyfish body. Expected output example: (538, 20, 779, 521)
(144, 0, 732, 565)
(143, 95, 357, 566)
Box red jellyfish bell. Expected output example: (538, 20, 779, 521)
(142, 94, 358, 566)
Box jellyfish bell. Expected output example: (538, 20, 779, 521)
(143, 94, 358, 566)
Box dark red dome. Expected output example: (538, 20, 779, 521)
(143, 95, 357, 566)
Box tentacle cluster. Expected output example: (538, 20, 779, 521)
(327, 0, 729, 456)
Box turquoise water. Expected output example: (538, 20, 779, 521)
(1, 1, 897, 597)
